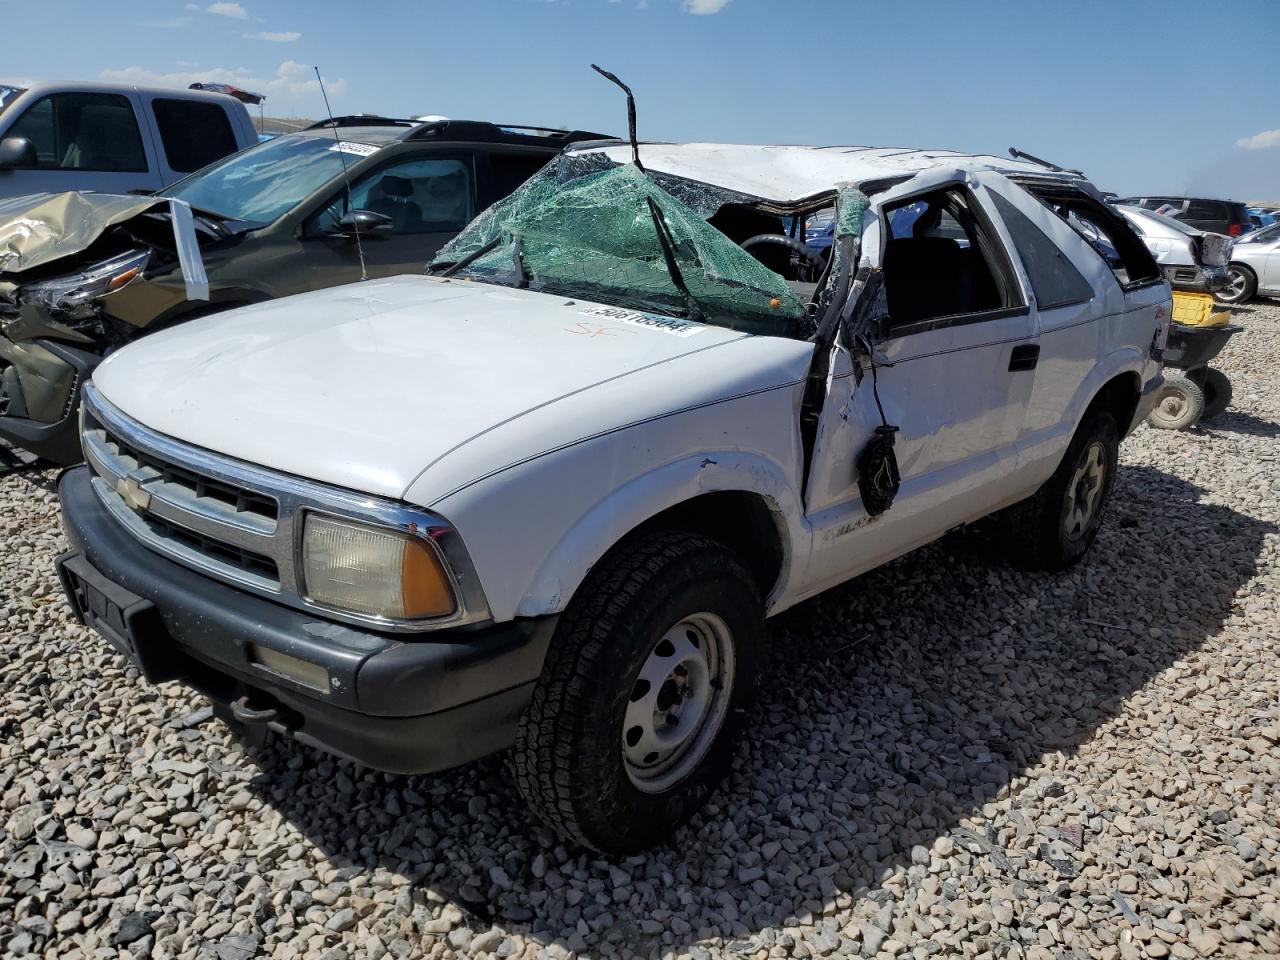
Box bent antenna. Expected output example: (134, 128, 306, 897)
(1009, 147, 1083, 177)
(591, 64, 642, 171)
(315, 66, 368, 281)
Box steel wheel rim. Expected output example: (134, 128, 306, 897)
(1064, 441, 1106, 541)
(1156, 389, 1189, 421)
(622, 612, 735, 794)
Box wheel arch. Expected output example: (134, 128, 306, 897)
(514, 453, 804, 620)
(1089, 368, 1143, 436)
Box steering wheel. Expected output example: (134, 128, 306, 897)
(741, 233, 826, 267)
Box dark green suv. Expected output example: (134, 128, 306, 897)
(0, 118, 608, 463)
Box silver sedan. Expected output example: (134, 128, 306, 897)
(1218, 222, 1280, 304)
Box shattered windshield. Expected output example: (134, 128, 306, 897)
(432, 152, 808, 337)
(0, 85, 24, 117)
(160, 134, 369, 225)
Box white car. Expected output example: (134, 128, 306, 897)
(1217, 221, 1280, 304)
(55, 142, 1169, 852)
(1115, 203, 1232, 293)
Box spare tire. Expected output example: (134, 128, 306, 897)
(1146, 374, 1204, 431)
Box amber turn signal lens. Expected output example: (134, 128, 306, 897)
(107, 267, 141, 291)
(400, 537, 457, 619)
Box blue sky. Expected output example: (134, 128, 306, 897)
(3, 0, 1278, 199)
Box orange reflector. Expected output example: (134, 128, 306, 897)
(108, 268, 141, 291)
(400, 538, 456, 619)
(769, 298, 781, 309)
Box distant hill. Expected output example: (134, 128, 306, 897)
(252, 116, 313, 136)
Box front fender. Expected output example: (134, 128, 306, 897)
(515, 452, 809, 619)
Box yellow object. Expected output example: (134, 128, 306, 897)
(1171, 291, 1230, 327)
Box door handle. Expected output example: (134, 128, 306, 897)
(1009, 344, 1040, 372)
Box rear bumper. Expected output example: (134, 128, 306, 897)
(1163, 263, 1228, 294)
(57, 466, 556, 774)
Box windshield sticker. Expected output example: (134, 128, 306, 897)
(580, 305, 704, 338)
(328, 141, 379, 158)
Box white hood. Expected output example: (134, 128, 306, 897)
(92, 275, 751, 500)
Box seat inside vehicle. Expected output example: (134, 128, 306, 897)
(367, 175, 424, 233)
(63, 104, 145, 172)
(881, 189, 1004, 326)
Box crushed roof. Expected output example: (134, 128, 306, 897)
(574, 142, 1077, 204)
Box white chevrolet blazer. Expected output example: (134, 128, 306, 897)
(56, 143, 1170, 852)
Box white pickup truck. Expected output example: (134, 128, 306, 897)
(55, 143, 1169, 853)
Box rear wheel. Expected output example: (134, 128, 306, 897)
(1146, 374, 1205, 430)
(1214, 265, 1256, 305)
(512, 531, 762, 854)
(1200, 367, 1232, 421)
(997, 406, 1119, 571)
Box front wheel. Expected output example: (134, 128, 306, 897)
(996, 406, 1119, 571)
(512, 531, 762, 854)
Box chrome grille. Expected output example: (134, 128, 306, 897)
(82, 400, 286, 595)
(94, 419, 278, 522)
(137, 511, 279, 581)
(79, 383, 490, 632)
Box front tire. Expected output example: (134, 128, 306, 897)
(1215, 265, 1256, 305)
(512, 532, 763, 854)
(997, 406, 1119, 571)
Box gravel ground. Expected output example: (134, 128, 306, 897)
(2, 301, 1278, 960)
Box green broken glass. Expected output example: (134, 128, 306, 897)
(433, 156, 807, 337)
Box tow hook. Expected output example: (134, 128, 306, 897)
(229, 695, 280, 725)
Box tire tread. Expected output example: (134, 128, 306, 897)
(512, 531, 757, 852)
(997, 406, 1119, 571)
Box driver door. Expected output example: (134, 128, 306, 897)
(0, 90, 162, 195)
(801, 169, 1039, 598)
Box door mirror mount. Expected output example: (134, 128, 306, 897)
(329, 209, 394, 240)
(0, 136, 37, 170)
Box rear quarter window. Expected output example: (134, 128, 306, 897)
(152, 98, 240, 173)
(989, 191, 1095, 309)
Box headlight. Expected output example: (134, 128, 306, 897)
(301, 514, 457, 621)
(20, 249, 150, 320)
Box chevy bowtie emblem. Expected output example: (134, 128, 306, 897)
(116, 476, 152, 512)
